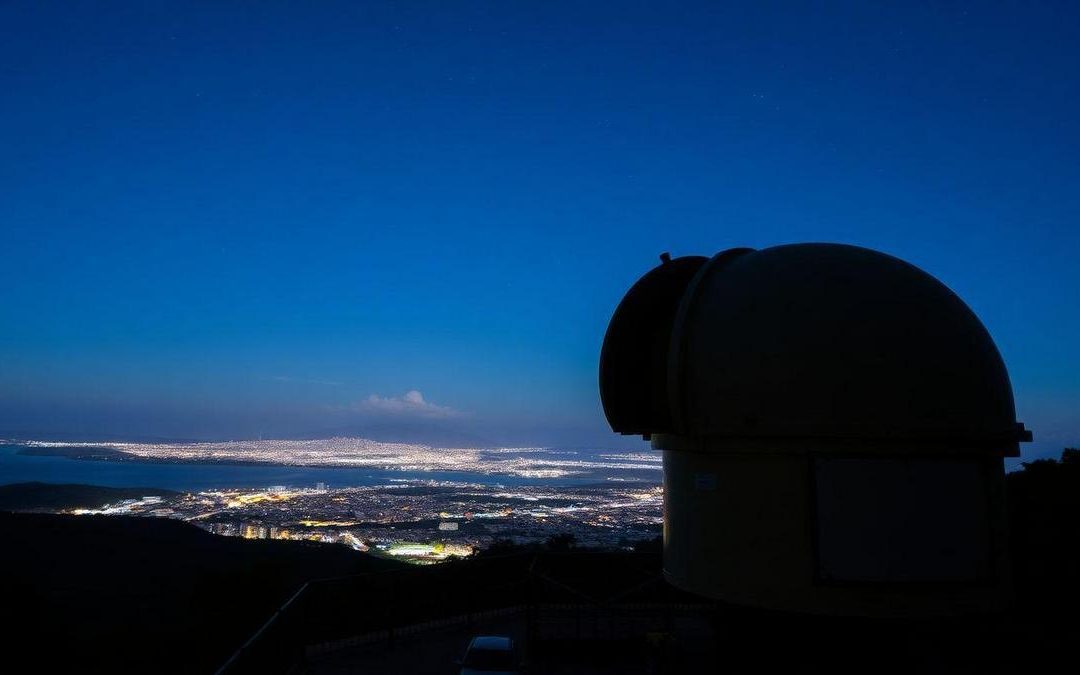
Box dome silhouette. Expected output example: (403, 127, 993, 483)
(600, 243, 1031, 615)
(600, 243, 1028, 453)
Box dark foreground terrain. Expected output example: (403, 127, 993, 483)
(0, 512, 404, 673)
(2, 451, 1079, 674)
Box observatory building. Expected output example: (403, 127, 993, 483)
(600, 243, 1030, 617)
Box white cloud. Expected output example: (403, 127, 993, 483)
(353, 390, 461, 419)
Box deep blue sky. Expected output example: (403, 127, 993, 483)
(1, 2, 1077, 457)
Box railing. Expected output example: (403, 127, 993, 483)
(214, 580, 313, 674)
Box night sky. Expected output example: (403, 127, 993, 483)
(2, 2, 1077, 456)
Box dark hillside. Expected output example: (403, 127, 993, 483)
(0, 512, 404, 674)
(0, 481, 180, 510)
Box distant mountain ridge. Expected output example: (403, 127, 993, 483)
(297, 421, 497, 448)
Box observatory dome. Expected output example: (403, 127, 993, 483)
(600, 243, 1028, 454)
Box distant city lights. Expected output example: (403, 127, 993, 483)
(17, 437, 662, 479)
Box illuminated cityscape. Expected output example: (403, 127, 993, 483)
(64, 479, 663, 563)
(6, 438, 664, 563)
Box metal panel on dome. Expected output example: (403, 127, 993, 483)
(668, 244, 1027, 452)
(813, 457, 994, 582)
(599, 254, 707, 435)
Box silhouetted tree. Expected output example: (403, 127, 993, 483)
(1007, 447, 1080, 623)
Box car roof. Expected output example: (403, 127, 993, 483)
(469, 635, 512, 651)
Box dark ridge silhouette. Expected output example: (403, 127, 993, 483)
(0, 481, 180, 511)
(0, 512, 404, 674)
